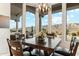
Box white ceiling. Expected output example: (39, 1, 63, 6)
(26, 3, 57, 7)
(11, 3, 57, 20)
(26, 3, 38, 7)
(11, 3, 79, 20)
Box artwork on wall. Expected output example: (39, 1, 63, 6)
(0, 15, 9, 28)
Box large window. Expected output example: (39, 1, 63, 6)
(41, 12, 62, 37)
(18, 16, 22, 32)
(52, 12, 62, 37)
(67, 9, 79, 41)
(10, 20, 16, 33)
(17, 12, 35, 34)
(52, 12, 62, 25)
(41, 15, 48, 32)
(11, 12, 35, 34)
(26, 12, 35, 27)
(26, 12, 35, 34)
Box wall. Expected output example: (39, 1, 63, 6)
(0, 3, 10, 56)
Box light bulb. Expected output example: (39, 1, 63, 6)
(43, 4, 46, 7)
(46, 6, 48, 11)
(43, 8, 44, 12)
(38, 5, 41, 11)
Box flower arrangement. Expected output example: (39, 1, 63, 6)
(46, 32, 56, 39)
(36, 31, 46, 44)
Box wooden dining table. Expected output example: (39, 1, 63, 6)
(22, 37, 62, 55)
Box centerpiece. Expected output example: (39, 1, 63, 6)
(36, 31, 46, 44)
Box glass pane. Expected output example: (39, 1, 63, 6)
(41, 15, 48, 33)
(10, 20, 16, 32)
(52, 12, 62, 39)
(67, 9, 79, 41)
(18, 16, 22, 32)
(26, 12, 35, 35)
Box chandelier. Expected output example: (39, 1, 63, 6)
(38, 3, 49, 13)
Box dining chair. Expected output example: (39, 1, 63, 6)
(10, 35, 16, 40)
(7, 39, 13, 56)
(10, 33, 21, 40)
(51, 40, 79, 56)
(26, 31, 29, 38)
(19, 34, 25, 40)
(15, 33, 20, 40)
(10, 40, 23, 56)
(8, 39, 33, 56)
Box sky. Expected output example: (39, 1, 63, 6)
(10, 8, 79, 29)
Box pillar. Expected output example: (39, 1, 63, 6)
(35, 8, 40, 35)
(62, 3, 67, 40)
(16, 16, 19, 33)
(22, 3, 26, 35)
(48, 5, 52, 34)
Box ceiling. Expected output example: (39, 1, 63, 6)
(11, 3, 59, 20)
(11, 3, 79, 20)
(26, 3, 56, 7)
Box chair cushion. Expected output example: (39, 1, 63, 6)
(23, 51, 30, 56)
(23, 51, 37, 56)
(55, 47, 71, 56)
(53, 52, 64, 56)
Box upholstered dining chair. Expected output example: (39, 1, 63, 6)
(19, 34, 25, 41)
(10, 35, 16, 40)
(7, 39, 33, 56)
(51, 40, 79, 56)
(7, 39, 13, 56)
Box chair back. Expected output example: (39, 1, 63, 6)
(71, 42, 79, 56)
(10, 40, 23, 56)
(18, 34, 25, 42)
(7, 39, 13, 56)
(69, 38, 79, 56)
(10, 35, 16, 40)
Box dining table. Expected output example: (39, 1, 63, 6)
(22, 37, 62, 56)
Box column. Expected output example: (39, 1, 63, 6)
(35, 8, 40, 35)
(62, 3, 67, 40)
(48, 5, 52, 54)
(22, 3, 26, 35)
(39, 15, 41, 32)
(48, 5, 52, 34)
(35, 8, 41, 55)
(16, 16, 19, 33)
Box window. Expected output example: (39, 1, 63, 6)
(52, 12, 62, 25)
(52, 12, 62, 37)
(41, 15, 48, 32)
(18, 16, 22, 32)
(10, 20, 16, 32)
(67, 9, 79, 41)
(26, 12, 35, 34)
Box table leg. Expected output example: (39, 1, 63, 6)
(44, 51, 49, 56)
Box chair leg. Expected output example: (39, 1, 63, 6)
(44, 51, 49, 56)
(10, 48, 13, 56)
(29, 51, 32, 56)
